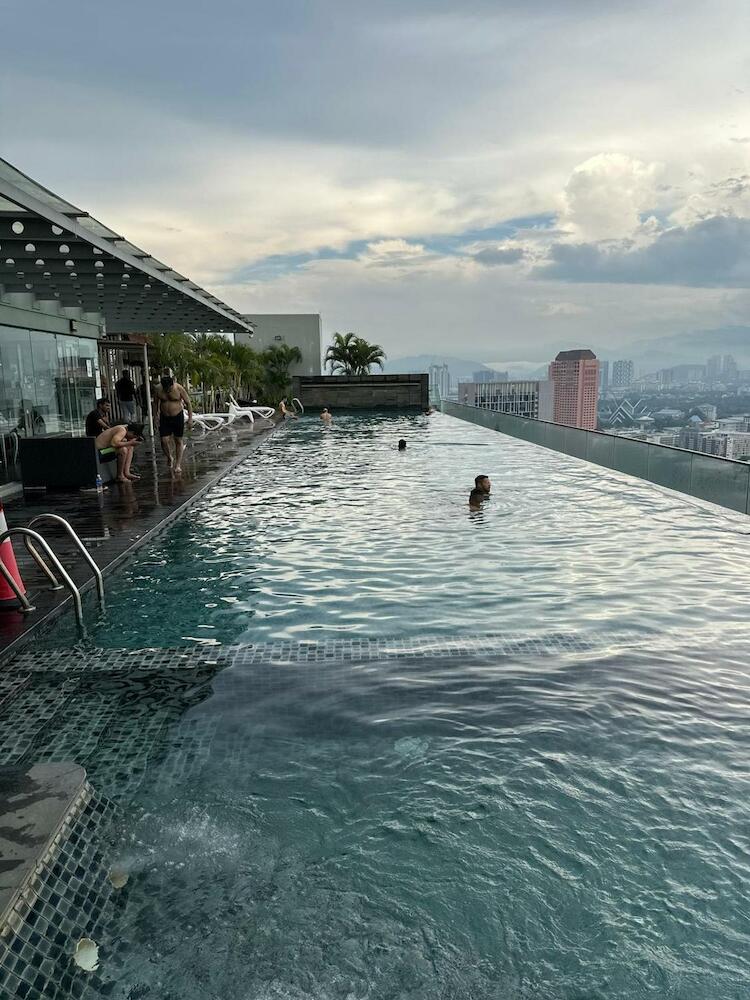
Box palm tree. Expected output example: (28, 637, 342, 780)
(261, 344, 303, 398)
(350, 338, 386, 375)
(229, 343, 264, 399)
(146, 332, 195, 382)
(324, 332, 359, 374)
(325, 332, 386, 375)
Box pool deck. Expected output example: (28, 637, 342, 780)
(0, 418, 284, 663)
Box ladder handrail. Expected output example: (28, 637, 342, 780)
(27, 514, 105, 610)
(0, 527, 84, 630)
(291, 397, 305, 414)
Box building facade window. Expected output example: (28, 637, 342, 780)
(0, 326, 101, 484)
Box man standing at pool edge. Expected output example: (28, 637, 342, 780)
(155, 367, 193, 474)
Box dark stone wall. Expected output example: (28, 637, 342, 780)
(292, 374, 428, 410)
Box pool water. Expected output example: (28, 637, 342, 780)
(45, 411, 750, 649)
(27, 413, 750, 997)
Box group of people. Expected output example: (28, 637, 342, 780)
(313, 406, 489, 510)
(85, 398, 143, 483)
(85, 367, 194, 481)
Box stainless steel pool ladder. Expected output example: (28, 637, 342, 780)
(0, 514, 105, 630)
(291, 397, 305, 414)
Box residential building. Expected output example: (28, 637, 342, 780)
(696, 403, 717, 423)
(429, 363, 451, 400)
(726, 433, 750, 460)
(599, 360, 609, 393)
(459, 380, 554, 420)
(548, 349, 600, 429)
(678, 431, 726, 457)
(611, 359, 634, 388)
(237, 314, 321, 377)
(678, 430, 750, 461)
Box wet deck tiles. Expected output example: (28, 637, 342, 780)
(0, 420, 283, 661)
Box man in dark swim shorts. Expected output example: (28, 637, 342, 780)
(154, 368, 193, 474)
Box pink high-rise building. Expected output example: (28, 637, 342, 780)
(548, 349, 600, 430)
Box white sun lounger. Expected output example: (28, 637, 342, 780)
(228, 396, 276, 425)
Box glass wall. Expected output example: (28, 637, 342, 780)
(0, 325, 101, 484)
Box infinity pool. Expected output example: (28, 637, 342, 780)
(25, 413, 750, 997)
(46, 411, 750, 648)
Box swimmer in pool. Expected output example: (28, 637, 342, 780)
(321, 408, 332, 423)
(398, 439, 407, 451)
(469, 474, 491, 509)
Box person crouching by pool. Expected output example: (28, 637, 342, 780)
(155, 368, 193, 474)
(95, 423, 144, 482)
(321, 407, 332, 423)
(278, 398, 297, 419)
(469, 474, 491, 509)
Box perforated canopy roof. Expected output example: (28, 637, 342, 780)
(0, 159, 251, 334)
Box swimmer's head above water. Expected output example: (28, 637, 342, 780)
(398, 439, 407, 451)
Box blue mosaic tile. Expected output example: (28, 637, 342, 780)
(0, 784, 117, 1000)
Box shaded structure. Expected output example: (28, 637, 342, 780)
(0, 158, 252, 490)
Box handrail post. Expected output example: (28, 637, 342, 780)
(22, 534, 64, 591)
(0, 528, 84, 630)
(28, 514, 105, 611)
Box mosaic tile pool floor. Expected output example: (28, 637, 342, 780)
(1, 628, 750, 998)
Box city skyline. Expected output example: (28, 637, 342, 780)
(3, 2, 750, 362)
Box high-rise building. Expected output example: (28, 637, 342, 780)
(659, 364, 706, 385)
(706, 355, 721, 384)
(548, 349, 600, 429)
(472, 368, 509, 383)
(722, 355, 739, 382)
(599, 360, 610, 393)
(459, 380, 554, 420)
(611, 359, 634, 388)
(428, 363, 451, 400)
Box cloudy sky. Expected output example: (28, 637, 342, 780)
(3, 1, 750, 366)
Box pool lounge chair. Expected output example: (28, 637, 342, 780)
(228, 396, 276, 426)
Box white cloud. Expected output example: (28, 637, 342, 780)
(557, 154, 665, 241)
(3, 0, 750, 363)
(358, 239, 431, 267)
(540, 302, 591, 317)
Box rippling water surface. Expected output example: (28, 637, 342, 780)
(50, 411, 750, 647)
(37, 413, 750, 998)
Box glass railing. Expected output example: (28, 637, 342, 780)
(444, 402, 750, 515)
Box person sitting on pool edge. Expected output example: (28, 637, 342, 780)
(469, 474, 491, 509)
(278, 398, 298, 419)
(95, 422, 144, 482)
(320, 407, 333, 423)
(398, 439, 407, 451)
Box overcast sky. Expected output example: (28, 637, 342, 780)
(3, 1, 750, 364)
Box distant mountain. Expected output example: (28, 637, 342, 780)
(616, 326, 750, 373)
(382, 354, 498, 378)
